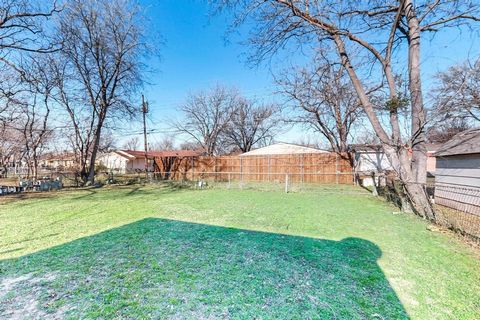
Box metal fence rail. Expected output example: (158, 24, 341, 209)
(427, 182, 480, 241)
(433, 183, 480, 216)
(147, 171, 355, 193)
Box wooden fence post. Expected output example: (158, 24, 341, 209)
(335, 154, 339, 184)
(301, 154, 304, 185)
(268, 156, 271, 182)
(214, 157, 217, 182)
(191, 157, 195, 181)
(240, 157, 244, 186)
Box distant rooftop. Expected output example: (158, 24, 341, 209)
(350, 143, 439, 153)
(348, 144, 383, 152)
(240, 142, 329, 156)
(116, 150, 201, 159)
(40, 152, 76, 161)
(435, 128, 480, 157)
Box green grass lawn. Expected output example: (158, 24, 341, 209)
(0, 184, 479, 319)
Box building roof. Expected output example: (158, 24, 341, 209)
(240, 142, 329, 156)
(151, 150, 202, 157)
(115, 150, 201, 159)
(435, 128, 480, 157)
(40, 152, 76, 161)
(350, 143, 439, 154)
(348, 144, 383, 152)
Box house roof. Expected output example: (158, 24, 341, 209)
(40, 152, 76, 161)
(348, 144, 383, 152)
(240, 142, 329, 156)
(115, 150, 201, 159)
(151, 150, 202, 157)
(115, 150, 141, 159)
(435, 128, 480, 157)
(350, 143, 439, 155)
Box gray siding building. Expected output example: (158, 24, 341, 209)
(434, 129, 480, 215)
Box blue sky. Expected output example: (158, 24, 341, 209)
(128, 0, 479, 148)
(136, 0, 280, 146)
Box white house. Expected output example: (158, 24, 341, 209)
(349, 145, 393, 187)
(98, 150, 202, 174)
(39, 153, 77, 170)
(97, 150, 154, 173)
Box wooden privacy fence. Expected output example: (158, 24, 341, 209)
(153, 153, 354, 184)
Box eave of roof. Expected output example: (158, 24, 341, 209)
(348, 144, 383, 152)
(116, 149, 201, 159)
(151, 150, 201, 157)
(435, 128, 480, 157)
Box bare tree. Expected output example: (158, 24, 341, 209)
(354, 131, 381, 146)
(224, 98, 279, 153)
(0, 55, 55, 179)
(123, 137, 140, 151)
(0, 0, 59, 124)
(152, 136, 176, 179)
(0, 123, 22, 177)
(179, 140, 203, 151)
(432, 58, 480, 123)
(18, 101, 51, 178)
(53, 0, 149, 185)
(427, 118, 471, 144)
(292, 136, 326, 150)
(22, 56, 56, 178)
(0, 0, 59, 71)
(216, 0, 480, 219)
(153, 136, 175, 150)
(175, 86, 236, 156)
(277, 61, 361, 162)
(98, 130, 117, 153)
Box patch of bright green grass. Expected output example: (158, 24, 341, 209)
(0, 184, 479, 319)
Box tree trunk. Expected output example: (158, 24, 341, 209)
(405, 0, 428, 185)
(87, 126, 102, 185)
(332, 31, 435, 220)
(33, 151, 38, 180)
(79, 159, 88, 186)
(87, 102, 108, 185)
(383, 145, 436, 220)
(403, 182, 433, 217)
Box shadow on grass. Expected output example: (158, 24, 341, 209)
(0, 218, 408, 319)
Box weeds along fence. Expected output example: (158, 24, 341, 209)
(152, 154, 354, 186)
(431, 183, 480, 241)
(378, 178, 480, 241)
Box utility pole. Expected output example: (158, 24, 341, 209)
(142, 94, 149, 180)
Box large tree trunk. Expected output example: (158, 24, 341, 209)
(87, 125, 102, 185)
(33, 150, 38, 180)
(87, 103, 108, 185)
(333, 34, 435, 220)
(405, 0, 428, 185)
(383, 145, 435, 220)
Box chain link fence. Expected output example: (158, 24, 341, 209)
(376, 176, 480, 242)
(145, 171, 369, 194)
(430, 183, 480, 241)
(2, 165, 479, 243)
